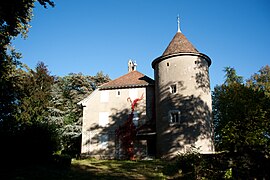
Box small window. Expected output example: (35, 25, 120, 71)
(167, 62, 170, 66)
(99, 134, 108, 149)
(170, 84, 177, 94)
(116, 90, 121, 97)
(133, 111, 139, 127)
(169, 110, 181, 124)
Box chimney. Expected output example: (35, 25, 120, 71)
(128, 59, 137, 72)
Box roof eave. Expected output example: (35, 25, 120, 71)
(100, 83, 154, 90)
(151, 52, 212, 69)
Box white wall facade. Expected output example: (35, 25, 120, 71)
(81, 86, 154, 159)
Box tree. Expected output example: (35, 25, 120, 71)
(0, 62, 61, 165)
(16, 62, 54, 124)
(247, 65, 270, 97)
(0, 0, 54, 123)
(223, 66, 243, 85)
(213, 66, 270, 178)
(213, 67, 270, 151)
(49, 72, 110, 157)
(213, 83, 270, 152)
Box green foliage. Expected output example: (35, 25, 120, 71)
(163, 148, 229, 179)
(223, 66, 243, 85)
(213, 83, 270, 152)
(48, 72, 110, 157)
(213, 67, 270, 153)
(0, 0, 54, 122)
(224, 168, 232, 179)
(16, 62, 54, 124)
(247, 65, 270, 97)
(0, 46, 21, 123)
(0, 0, 54, 40)
(212, 65, 270, 179)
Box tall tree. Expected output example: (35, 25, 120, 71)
(0, 0, 54, 123)
(213, 67, 270, 151)
(17, 62, 54, 124)
(247, 65, 270, 97)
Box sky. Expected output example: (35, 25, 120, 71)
(13, 0, 270, 89)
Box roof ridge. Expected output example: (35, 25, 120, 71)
(100, 70, 154, 90)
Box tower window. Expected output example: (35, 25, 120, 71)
(167, 62, 170, 66)
(169, 110, 181, 124)
(170, 84, 177, 94)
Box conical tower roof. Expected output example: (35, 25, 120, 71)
(152, 17, 211, 68)
(162, 32, 198, 56)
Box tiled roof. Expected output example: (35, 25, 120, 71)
(162, 32, 198, 56)
(152, 31, 211, 68)
(100, 71, 154, 90)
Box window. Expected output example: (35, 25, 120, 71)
(170, 84, 177, 94)
(116, 90, 121, 97)
(99, 134, 108, 149)
(167, 62, 170, 66)
(169, 110, 181, 124)
(133, 111, 139, 127)
(99, 112, 109, 127)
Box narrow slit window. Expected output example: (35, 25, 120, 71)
(116, 90, 121, 97)
(170, 84, 177, 94)
(167, 62, 170, 66)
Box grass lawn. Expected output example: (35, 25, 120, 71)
(1, 158, 170, 179)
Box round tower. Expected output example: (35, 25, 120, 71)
(152, 18, 214, 158)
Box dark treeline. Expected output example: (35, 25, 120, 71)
(0, 61, 110, 165)
(0, 0, 110, 166)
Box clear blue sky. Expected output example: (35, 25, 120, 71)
(13, 0, 270, 89)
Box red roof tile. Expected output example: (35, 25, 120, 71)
(100, 71, 154, 90)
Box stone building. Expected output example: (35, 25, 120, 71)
(79, 18, 214, 159)
(79, 60, 155, 159)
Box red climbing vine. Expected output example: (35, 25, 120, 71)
(115, 94, 144, 160)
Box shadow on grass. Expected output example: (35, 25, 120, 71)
(0, 159, 166, 180)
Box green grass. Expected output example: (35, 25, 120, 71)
(1, 158, 169, 180)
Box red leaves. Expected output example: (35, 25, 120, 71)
(116, 93, 144, 160)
